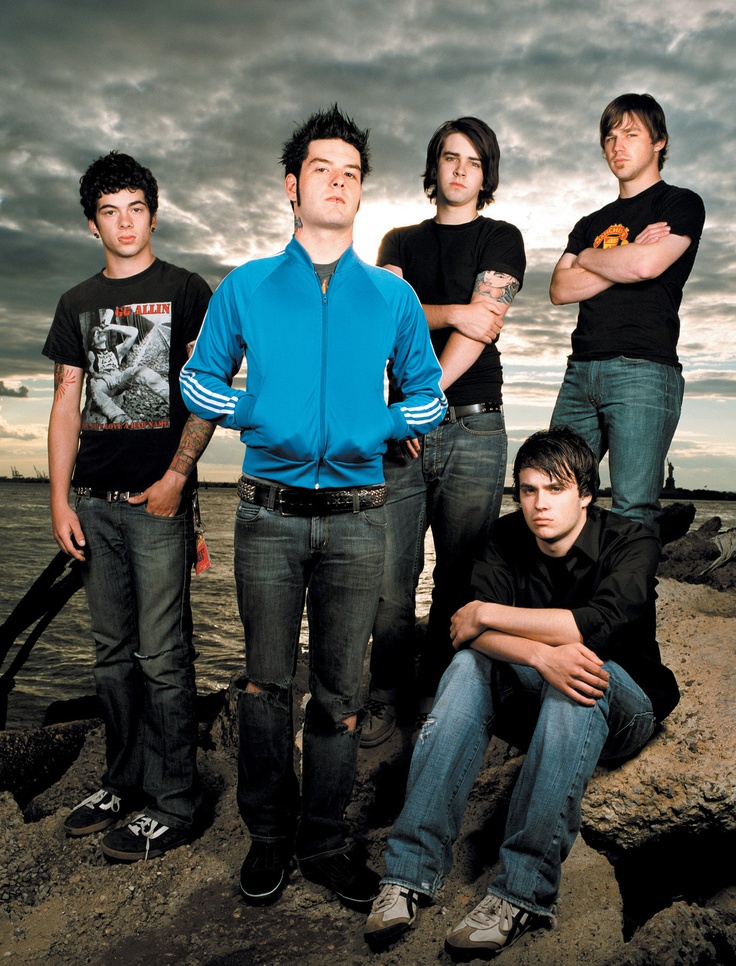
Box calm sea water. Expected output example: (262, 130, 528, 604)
(1, 481, 734, 730)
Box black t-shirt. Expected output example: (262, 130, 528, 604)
(565, 181, 705, 367)
(43, 258, 212, 491)
(378, 217, 526, 406)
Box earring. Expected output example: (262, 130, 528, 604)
(93, 232, 99, 238)
(151, 226, 156, 233)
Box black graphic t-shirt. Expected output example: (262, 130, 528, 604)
(564, 181, 705, 367)
(43, 259, 212, 491)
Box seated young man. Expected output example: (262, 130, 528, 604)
(365, 426, 679, 959)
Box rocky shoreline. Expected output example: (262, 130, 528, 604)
(1, 518, 735, 965)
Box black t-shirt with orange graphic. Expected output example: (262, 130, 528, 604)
(564, 180, 705, 367)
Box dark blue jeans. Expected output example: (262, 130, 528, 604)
(370, 410, 507, 702)
(233, 499, 386, 860)
(551, 357, 684, 534)
(76, 496, 198, 830)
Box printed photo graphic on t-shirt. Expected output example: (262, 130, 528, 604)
(80, 302, 172, 430)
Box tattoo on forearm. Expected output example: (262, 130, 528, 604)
(474, 271, 520, 306)
(53, 363, 76, 399)
(169, 415, 216, 477)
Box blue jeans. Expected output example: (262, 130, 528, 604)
(370, 411, 507, 703)
(76, 495, 198, 830)
(233, 499, 386, 860)
(551, 357, 684, 534)
(383, 648, 656, 916)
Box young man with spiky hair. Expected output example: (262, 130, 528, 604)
(550, 93, 705, 536)
(181, 105, 445, 909)
(44, 152, 214, 860)
(365, 427, 679, 959)
(361, 117, 526, 748)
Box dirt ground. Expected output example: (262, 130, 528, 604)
(1, 540, 735, 965)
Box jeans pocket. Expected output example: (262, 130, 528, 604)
(236, 500, 265, 523)
(458, 411, 505, 437)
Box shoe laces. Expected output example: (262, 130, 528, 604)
(466, 894, 517, 930)
(373, 883, 411, 913)
(126, 814, 170, 859)
(127, 814, 169, 840)
(366, 698, 391, 719)
(77, 789, 121, 813)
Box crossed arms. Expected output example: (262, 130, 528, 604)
(449, 599, 610, 707)
(383, 264, 520, 391)
(549, 222, 692, 305)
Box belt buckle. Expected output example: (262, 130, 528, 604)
(107, 490, 129, 503)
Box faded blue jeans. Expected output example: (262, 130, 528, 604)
(369, 411, 507, 704)
(76, 495, 199, 830)
(233, 499, 386, 860)
(551, 357, 684, 535)
(383, 648, 656, 916)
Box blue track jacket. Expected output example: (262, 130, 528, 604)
(181, 238, 446, 489)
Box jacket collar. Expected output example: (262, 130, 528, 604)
(286, 235, 358, 274)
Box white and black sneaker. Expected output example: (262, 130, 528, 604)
(100, 813, 190, 861)
(63, 789, 126, 836)
(445, 894, 544, 960)
(364, 883, 420, 949)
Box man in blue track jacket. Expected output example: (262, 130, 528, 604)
(181, 105, 446, 911)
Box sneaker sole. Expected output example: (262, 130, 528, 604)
(240, 867, 287, 906)
(64, 816, 116, 837)
(359, 720, 397, 748)
(100, 837, 188, 862)
(300, 869, 380, 912)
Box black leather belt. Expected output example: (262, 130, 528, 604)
(237, 477, 386, 516)
(76, 488, 143, 503)
(442, 401, 502, 423)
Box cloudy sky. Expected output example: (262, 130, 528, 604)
(2, 0, 734, 490)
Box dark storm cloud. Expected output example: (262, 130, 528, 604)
(1, 0, 734, 482)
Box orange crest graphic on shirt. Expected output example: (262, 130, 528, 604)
(594, 224, 630, 249)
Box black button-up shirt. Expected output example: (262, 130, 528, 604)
(470, 505, 679, 722)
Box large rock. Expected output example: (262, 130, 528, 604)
(582, 578, 736, 848)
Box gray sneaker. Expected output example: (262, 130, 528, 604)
(360, 699, 396, 747)
(445, 894, 544, 960)
(365, 883, 420, 948)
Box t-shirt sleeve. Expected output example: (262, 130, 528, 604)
(654, 187, 705, 245)
(478, 223, 527, 290)
(564, 216, 589, 258)
(377, 228, 401, 269)
(42, 293, 86, 368)
(181, 272, 213, 345)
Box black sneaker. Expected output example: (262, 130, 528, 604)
(100, 813, 190, 861)
(360, 700, 397, 748)
(64, 789, 126, 836)
(240, 841, 291, 906)
(300, 847, 381, 911)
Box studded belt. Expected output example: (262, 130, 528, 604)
(75, 488, 143, 503)
(237, 477, 387, 516)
